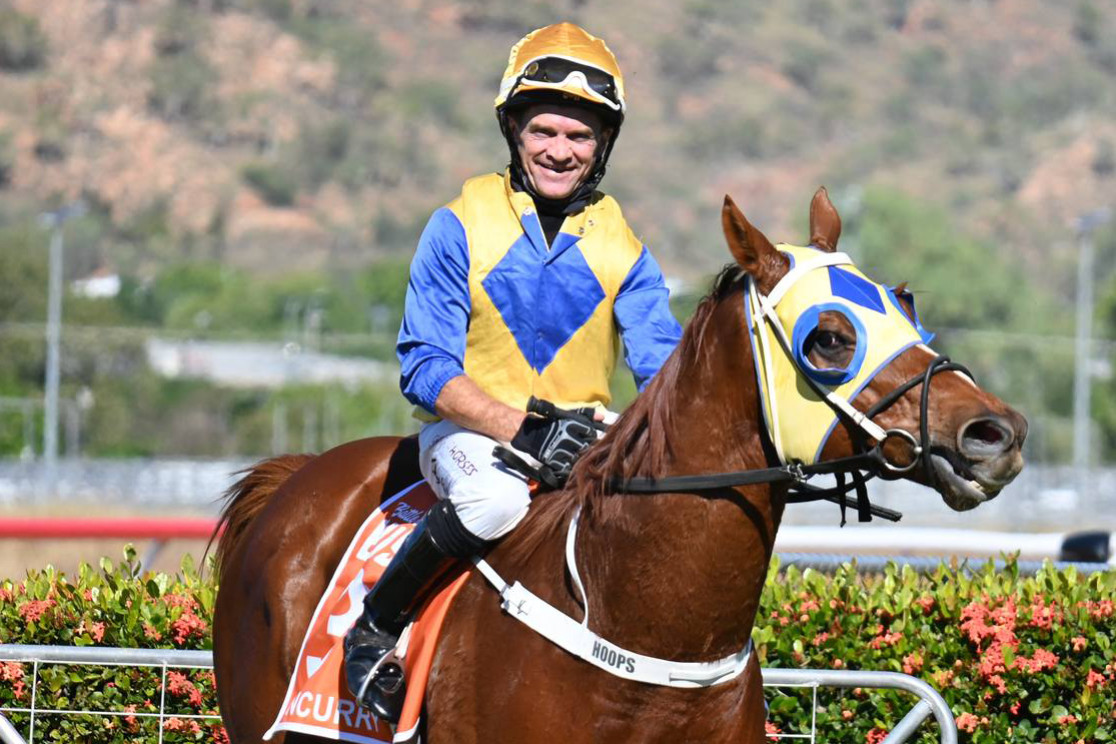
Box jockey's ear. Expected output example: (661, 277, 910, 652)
(809, 186, 841, 253)
(722, 194, 786, 294)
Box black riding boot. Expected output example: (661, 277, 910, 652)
(344, 501, 478, 721)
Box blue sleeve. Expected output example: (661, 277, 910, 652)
(396, 208, 471, 413)
(614, 246, 683, 390)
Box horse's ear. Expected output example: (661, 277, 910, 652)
(722, 195, 784, 293)
(809, 186, 842, 252)
(892, 281, 916, 323)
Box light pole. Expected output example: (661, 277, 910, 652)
(40, 201, 85, 468)
(1073, 207, 1112, 496)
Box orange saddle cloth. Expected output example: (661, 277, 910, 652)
(264, 481, 469, 744)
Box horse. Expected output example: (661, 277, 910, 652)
(212, 189, 1026, 743)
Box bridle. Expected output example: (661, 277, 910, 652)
(609, 264, 975, 525)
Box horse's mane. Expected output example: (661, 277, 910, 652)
(576, 263, 747, 489)
(505, 263, 747, 562)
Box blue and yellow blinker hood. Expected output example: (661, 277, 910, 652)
(745, 245, 935, 465)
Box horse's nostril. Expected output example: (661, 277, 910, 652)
(959, 417, 1014, 458)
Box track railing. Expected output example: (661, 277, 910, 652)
(0, 646, 218, 744)
(0, 646, 956, 744)
(761, 667, 956, 744)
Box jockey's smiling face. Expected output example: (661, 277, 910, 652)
(510, 103, 609, 201)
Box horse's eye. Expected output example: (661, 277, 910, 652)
(815, 331, 844, 351)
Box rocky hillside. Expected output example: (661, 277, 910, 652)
(1, 0, 1116, 460)
(0, 0, 1114, 285)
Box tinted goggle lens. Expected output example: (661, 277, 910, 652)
(520, 58, 618, 104)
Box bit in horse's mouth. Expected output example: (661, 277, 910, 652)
(931, 453, 1000, 511)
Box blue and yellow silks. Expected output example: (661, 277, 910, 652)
(745, 244, 936, 465)
(398, 172, 681, 418)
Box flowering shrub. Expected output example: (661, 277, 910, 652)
(0, 549, 1112, 742)
(758, 558, 1116, 743)
(0, 546, 225, 742)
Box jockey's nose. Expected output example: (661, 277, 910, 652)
(957, 412, 1024, 460)
(549, 137, 573, 163)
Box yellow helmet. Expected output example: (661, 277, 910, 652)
(495, 22, 626, 118)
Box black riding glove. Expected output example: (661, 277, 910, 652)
(510, 404, 598, 488)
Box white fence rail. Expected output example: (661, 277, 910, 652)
(0, 646, 218, 744)
(0, 645, 956, 744)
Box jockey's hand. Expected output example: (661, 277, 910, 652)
(525, 397, 607, 433)
(511, 404, 598, 488)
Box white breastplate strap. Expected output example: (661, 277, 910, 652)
(471, 509, 753, 688)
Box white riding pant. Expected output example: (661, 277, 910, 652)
(417, 420, 532, 541)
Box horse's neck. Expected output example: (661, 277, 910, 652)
(581, 297, 782, 659)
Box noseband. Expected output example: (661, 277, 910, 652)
(610, 268, 974, 525)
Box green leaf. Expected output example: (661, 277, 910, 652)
(768, 695, 799, 714)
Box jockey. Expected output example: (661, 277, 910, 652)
(344, 21, 683, 719)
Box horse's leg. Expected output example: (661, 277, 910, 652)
(216, 511, 338, 741)
(215, 438, 418, 743)
(215, 511, 317, 742)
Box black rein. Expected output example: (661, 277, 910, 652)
(607, 356, 974, 526)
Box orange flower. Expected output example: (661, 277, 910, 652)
(1014, 648, 1058, 673)
(16, 599, 56, 623)
(163, 717, 202, 734)
(77, 619, 106, 643)
(171, 609, 209, 645)
(1027, 595, 1061, 630)
(868, 630, 903, 649)
(956, 712, 981, 732)
(166, 670, 204, 708)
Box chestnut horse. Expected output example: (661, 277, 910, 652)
(213, 191, 1026, 743)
